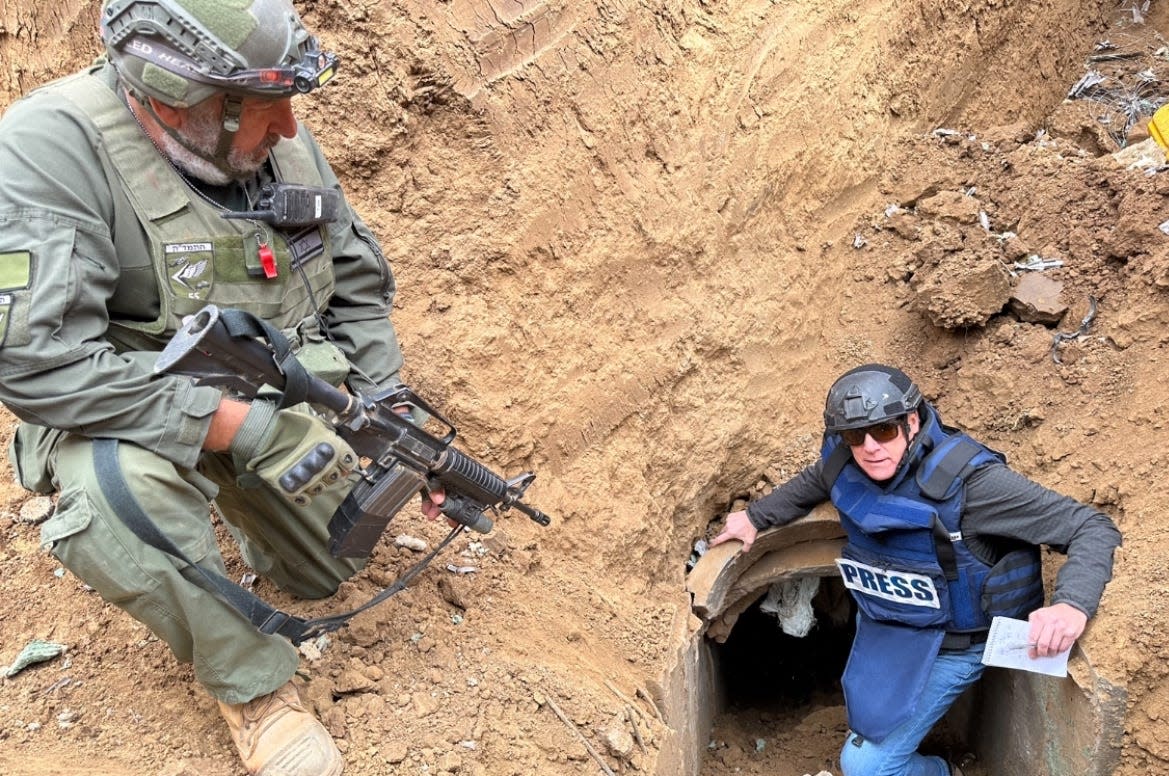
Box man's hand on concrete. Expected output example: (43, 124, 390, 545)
(710, 509, 759, 553)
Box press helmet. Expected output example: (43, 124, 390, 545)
(100, 0, 338, 108)
(823, 364, 923, 433)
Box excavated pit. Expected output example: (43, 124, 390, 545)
(662, 507, 1127, 776)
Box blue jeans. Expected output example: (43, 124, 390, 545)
(839, 643, 985, 776)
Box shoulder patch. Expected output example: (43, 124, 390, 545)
(0, 251, 32, 291)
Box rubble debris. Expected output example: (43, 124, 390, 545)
(911, 256, 1012, 329)
(3, 640, 67, 678)
(1012, 256, 1064, 272)
(542, 689, 617, 776)
(1051, 295, 1100, 363)
(395, 535, 428, 552)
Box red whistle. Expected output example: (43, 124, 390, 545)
(258, 242, 277, 279)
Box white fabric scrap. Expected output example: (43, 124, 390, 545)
(760, 577, 820, 637)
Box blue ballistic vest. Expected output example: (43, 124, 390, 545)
(824, 405, 1044, 742)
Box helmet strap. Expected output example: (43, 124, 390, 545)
(214, 95, 244, 160)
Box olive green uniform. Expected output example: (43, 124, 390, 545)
(0, 61, 404, 703)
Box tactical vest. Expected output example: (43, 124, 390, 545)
(46, 71, 337, 353)
(822, 404, 1044, 742)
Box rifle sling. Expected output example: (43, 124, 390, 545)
(217, 308, 311, 410)
(92, 437, 458, 645)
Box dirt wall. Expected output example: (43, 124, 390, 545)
(5, 2, 1169, 775)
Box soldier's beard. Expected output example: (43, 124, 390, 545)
(157, 100, 275, 185)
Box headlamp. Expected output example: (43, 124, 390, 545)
(116, 32, 339, 98)
(218, 46, 339, 95)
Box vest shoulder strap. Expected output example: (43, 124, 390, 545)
(822, 441, 852, 487)
(918, 435, 988, 501)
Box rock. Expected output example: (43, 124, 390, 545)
(334, 668, 374, 694)
(886, 211, 921, 239)
(911, 255, 1012, 329)
(1010, 272, 1067, 325)
(395, 535, 428, 552)
(18, 496, 54, 524)
(1000, 234, 1032, 262)
(916, 189, 981, 224)
(413, 691, 440, 717)
(437, 576, 468, 610)
(600, 713, 635, 759)
(437, 751, 462, 772)
(384, 740, 408, 764)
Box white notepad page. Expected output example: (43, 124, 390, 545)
(979, 616, 1069, 677)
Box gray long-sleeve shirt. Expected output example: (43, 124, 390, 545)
(746, 458, 1121, 618)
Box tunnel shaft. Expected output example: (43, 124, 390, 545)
(671, 505, 1124, 776)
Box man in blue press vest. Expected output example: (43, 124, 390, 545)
(712, 364, 1121, 776)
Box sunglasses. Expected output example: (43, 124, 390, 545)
(840, 421, 902, 447)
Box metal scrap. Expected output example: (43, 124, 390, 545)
(1068, 70, 1107, 99)
(1051, 296, 1099, 364)
(1125, 1, 1151, 24)
(1013, 256, 1064, 272)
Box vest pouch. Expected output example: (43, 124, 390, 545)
(842, 616, 945, 742)
(296, 335, 350, 386)
(9, 423, 65, 495)
(980, 547, 1045, 619)
(838, 545, 951, 628)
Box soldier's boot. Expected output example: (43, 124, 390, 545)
(218, 680, 343, 776)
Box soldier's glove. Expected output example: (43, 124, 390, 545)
(229, 401, 357, 506)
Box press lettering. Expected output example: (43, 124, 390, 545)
(911, 579, 935, 601)
(835, 558, 940, 609)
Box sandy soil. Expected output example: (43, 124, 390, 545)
(2, 1, 1169, 774)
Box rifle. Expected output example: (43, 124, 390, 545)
(154, 305, 551, 558)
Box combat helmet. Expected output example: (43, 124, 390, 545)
(101, 0, 338, 109)
(823, 363, 922, 433)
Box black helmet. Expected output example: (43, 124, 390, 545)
(101, 0, 338, 108)
(823, 364, 922, 432)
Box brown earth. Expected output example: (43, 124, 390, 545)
(3, 1, 1169, 774)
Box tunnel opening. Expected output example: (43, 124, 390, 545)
(701, 574, 857, 775)
(714, 577, 853, 710)
(699, 575, 982, 775)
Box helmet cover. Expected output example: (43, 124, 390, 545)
(101, 0, 337, 107)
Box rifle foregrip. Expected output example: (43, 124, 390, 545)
(436, 447, 510, 503)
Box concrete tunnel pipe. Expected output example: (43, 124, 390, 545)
(661, 505, 1125, 776)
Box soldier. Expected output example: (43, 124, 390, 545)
(0, 1, 439, 773)
(712, 364, 1121, 776)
